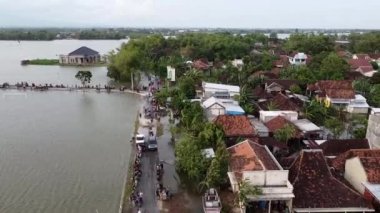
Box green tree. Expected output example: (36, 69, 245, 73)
(274, 124, 296, 146)
(175, 134, 208, 183)
(369, 84, 380, 107)
(324, 118, 344, 139)
(75, 71, 92, 87)
(236, 179, 262, 209)
(370, 72, 380, 84)
(353, 79, 371, 97)
(319, 52, 349, 80)
(302, 100, 328, 126)
(289, 85, 302, 94)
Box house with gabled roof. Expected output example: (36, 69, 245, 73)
(289, 150, 374, 212)
(328, 149, 380, 212)
(214, 115, 255, 146)
(227, 139, 294, 213)
(264, 79, 300, 93)
(59, 46, 101, 65)
(202, 97, 244, 121)
(308, 80, 370, 113)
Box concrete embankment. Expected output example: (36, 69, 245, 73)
(0, 86, 148, 96)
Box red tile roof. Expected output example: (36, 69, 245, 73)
(349, 59, 372, 70)
(369, 53, 380, 60)
(359, 157, 380, 183)
(265, 93, 301, 111)
(265, 116, 293, 132)
(325, 89, 355, 99)
(214, 115, 255, 137)
(331, 149, 380, 174)
(227, 139, 280, 173)
(354, 54, 371, 60)
(289, 150, 371, 210)
(193, 59, 209, 70)
(308, 80, 355, 99)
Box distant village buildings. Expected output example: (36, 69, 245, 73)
(59, 46, 101, 65)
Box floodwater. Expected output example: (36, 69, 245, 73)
(0, 39, 128, 85)
(0, 40, 141, 213)
(0, 91, 140, 213)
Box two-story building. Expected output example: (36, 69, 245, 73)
(227, 140, 294, 213)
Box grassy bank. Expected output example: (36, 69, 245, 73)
(24, 59, 59, 65)
(120, 112, 140, 213)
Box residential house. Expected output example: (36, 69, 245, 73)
(232, 59, 244, 70)
(264, 79, 300, 93)
(303, 139, 370, 158)
(289, 52, 308, 66)
(366, 114, 380, 149)
(214, 115, 255, 147)
(248, 116, 269, 137)
(353, 54, 372, 61)
(347, 94, 370, 114)
(369, 53, 380, 67)
(227, 140, 294, 213)
(193, 59, 210, 71)
(259, 110, 298, 123)
(202, 82, 240, 100)
(59, 46, 101, 65)
(257, 93, 302, 112)
(264, 116, 322, 140)
(252, 86, 273, 101)
(348, 58, 376, 77)
(307, 80, 356, 108)
(370, 108, 380, 115)
(289, 150, 374, 212)
(202, 97, 245, 121)
(331, 149, 380, 211)
(291, 119, 323, 140)
(356, 66, 377, 77)
(274, 55, 290, 68)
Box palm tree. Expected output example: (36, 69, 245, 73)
(274, 124, 296, 147)
(235, 179, 263, 210)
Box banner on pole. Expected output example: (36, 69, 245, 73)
(167, 66, 176, 82)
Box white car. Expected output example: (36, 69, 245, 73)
(135, 134, 145, 146)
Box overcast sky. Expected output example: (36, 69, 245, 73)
(0, 0, 379, 29)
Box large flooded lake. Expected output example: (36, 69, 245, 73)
(0, 40, 141, 213)
(0, 39, 128, 85)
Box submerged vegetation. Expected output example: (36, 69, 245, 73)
(22, 59, 59, 65)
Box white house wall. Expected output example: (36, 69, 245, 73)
(344, 157, 367, 194)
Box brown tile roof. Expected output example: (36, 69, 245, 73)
(331, 149, 380, 174)
(355, 54, 371, 60)
(325, 89, 355, 99)
(265, 116, 293, 132)
(349, 59, 372, 70)
(317, 139, 370, 157)
(314, 80, 354, 90)
(265, 79, 300, 91)
(214, 115, 255, 137)
(193, 59, 209, 70)
(289, 150, 371, 210)
(252, 86, 273, 100)
(308, 80, 355, 99)
(359, 157, 380, 183)
(227, 139, 280, 173)
(266, 93, 301, 111)
(369, 53, 380, 60)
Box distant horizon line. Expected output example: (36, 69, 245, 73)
(0, 26, 380, 31)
